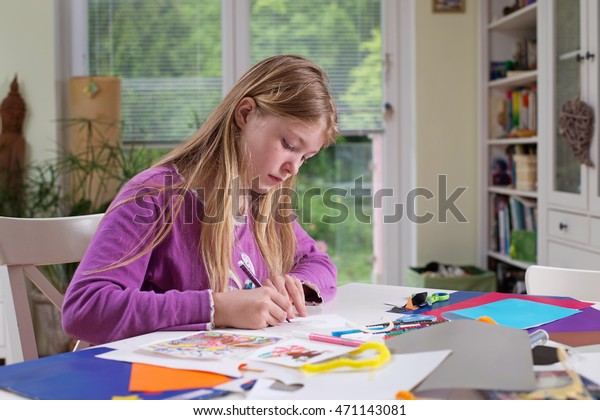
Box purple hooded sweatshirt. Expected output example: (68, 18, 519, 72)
(62, 165, 337, 344)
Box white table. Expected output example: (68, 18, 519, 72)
(1, 283, 598, 400)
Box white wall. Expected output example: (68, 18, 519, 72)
(0, 0, 59, 164)
(413, 0, 478, 266)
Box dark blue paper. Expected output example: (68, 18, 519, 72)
(0, 347, 227, 400)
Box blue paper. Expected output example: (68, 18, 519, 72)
(0, 347, 228, 400)
(447, 298, 580, 329)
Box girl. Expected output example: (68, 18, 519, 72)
(62, 55, 339, 345)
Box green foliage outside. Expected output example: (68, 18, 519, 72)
(296, 137, 374, 285)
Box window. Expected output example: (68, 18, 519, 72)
(87, 0, 222, 143)
(250, 0, 383, 133)
(77, 0, 390, 283)
(85, 0, 382, 139)
(249, 0, 382, 284)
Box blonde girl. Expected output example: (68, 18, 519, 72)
(62, 55, 339, 344)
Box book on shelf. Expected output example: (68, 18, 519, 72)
(490, 86, 537, 139)
(490, 194, 537, 259)
(510, 88, 537, 136)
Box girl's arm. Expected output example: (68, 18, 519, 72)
(288, 221, 338, 304)
(62, 176, 214, 344)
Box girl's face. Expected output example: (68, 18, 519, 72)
(235, 97, 326, 192)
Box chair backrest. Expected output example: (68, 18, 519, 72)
(525, 264, 600, 302)
(0, 213, 103, 363)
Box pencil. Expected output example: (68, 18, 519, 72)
(238, 260, 290, 323)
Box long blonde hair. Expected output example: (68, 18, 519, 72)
(142, 55, 339, 292)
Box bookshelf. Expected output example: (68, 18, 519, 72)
(479, 0, 541, 292)
(481, 0, 600, 291)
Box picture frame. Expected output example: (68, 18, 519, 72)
(432, 0, 465, 13)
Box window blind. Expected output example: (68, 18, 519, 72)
(87, 0, 382, 143)
(250, 0, 383, 133)
(88, 0, 222, 143)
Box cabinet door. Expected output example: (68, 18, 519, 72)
(548, 0, 588, 209)
(585, 1, 600, 213)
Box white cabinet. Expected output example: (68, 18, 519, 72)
(478, 0, 542, 283)
(544, 0, 599, 211)
(541, 0, 600, 268)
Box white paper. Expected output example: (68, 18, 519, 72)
(95, 314, 358, 380)
(246, 350, 452, 400)
(96, 348, 243, 378)
(261, 313, 352, 335)
(570, 351, 600, 385)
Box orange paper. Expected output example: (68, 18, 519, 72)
(129, 363, 231, 392)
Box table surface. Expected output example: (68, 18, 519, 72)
(1, 283, 598, 400)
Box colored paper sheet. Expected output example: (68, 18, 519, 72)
(386, 321, 536, 392)
(528, 306, 600, 334)
(129, 363, 232, 392)
(446, 298, 580, 329)
(548, 331, 600, 347)
(0, 347, 226, 400)
(424, 292, 592, 319)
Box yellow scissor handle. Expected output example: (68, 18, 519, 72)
(301, 342, 391, 374)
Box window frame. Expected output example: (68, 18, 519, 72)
(60, 0, 415, 285)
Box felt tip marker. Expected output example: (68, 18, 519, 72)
(238, 260, 263, 289)
(293, 331, 365, 347)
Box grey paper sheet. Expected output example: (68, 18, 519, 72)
(386, 320, 536, 392)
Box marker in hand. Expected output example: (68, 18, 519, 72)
(238, 260, 263, 289)
(238, 260, 290, 323)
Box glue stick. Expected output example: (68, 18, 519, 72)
(529, 329, 549, 348)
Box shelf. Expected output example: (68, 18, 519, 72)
(488, 186, 538, 199)
(488, 3, 537, 32)
(488, 137, 538, 145)
(488, 70, 537, 89)
(487, 251, 534, 270)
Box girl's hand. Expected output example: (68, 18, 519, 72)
(262, 274, 307, 319)
(212, 287, 291, 329)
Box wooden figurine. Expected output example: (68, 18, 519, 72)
(0, 75, 26, 195)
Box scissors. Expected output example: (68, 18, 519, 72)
(425, 292, 450, 305)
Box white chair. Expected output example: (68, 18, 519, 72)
(525, 264, 600, 302)
(0, 213, 103, 363)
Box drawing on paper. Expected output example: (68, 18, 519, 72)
(141, 331, 281, 360)
(248, 338, 350, 367)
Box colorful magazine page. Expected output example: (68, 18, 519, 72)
(246, 338, 352, 368)
(140, 331, 282, 360)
